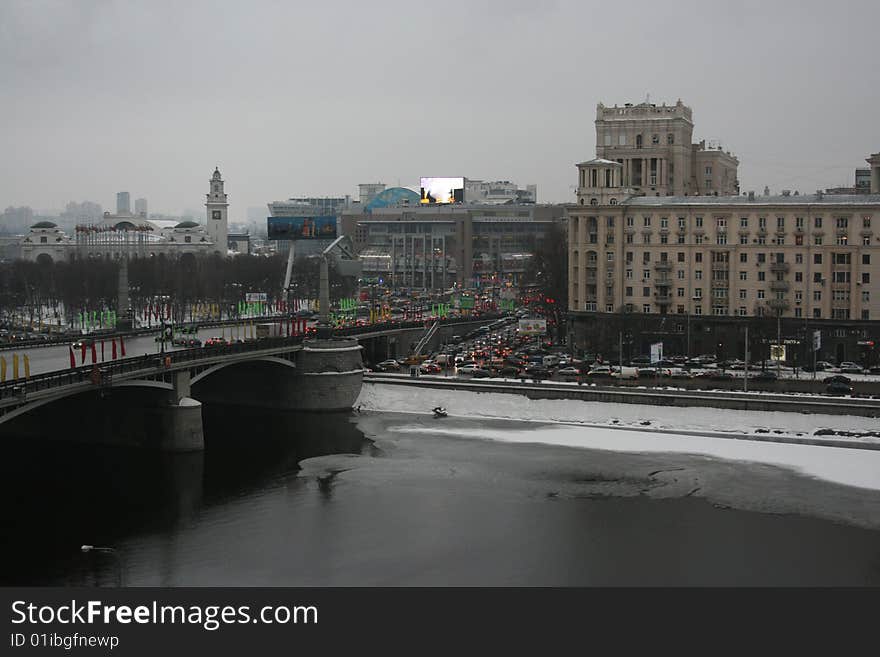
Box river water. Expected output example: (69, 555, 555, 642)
(3, 408, 880, 586)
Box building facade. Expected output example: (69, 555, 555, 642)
(465, 180, 537, 204)
(594, 100, 739, 198)
(567, 155, 880, 365)
(116, 191, 130, 215)
(348, 203, 565, 289)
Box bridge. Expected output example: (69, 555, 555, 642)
(0, 316, 502, 452)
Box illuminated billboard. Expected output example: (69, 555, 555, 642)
(420, 177, 465, 204)
(267, 216, 337, 241)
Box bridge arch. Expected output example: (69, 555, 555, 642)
(190, 356, 296, 386)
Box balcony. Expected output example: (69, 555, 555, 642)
(654, 261, 673, 272)
(770, 262, 790, 273)
(770, 280, 790, 292)
(654, 294, 673, 305)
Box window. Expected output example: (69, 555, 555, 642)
(863, 273, 870, 284)
(678, 217, 686, 230)
(795, 235, 803, 246)
(695, 217, 703, 228)
(813, 291, 821, 301)
(643, 270, 651, 280)
(636, 134, 643, 148)
(740, 253, 748, 263)
(836, 236, 848, 245)
(814, 236, 823, 246)
(795, 291, 802, 302)
(756, 236, 766, 245)
(739, 271, 747, 281)
(660, 234, 668, 244)
(625, 251, 634, 263)
(677, 288, 685, 297)
(695, 253, 703, 263)
(740, 236, 749, 245)
(39, 236, 47, 243)
(716, 218, 727, 229)
(643, 216, 651, 227)
(716, 234, 727, 245)
(740, 217, 748, 228)
(625, 287, 633, 297)
(626, 216, 634, 227)
(694, 305, 702, 315)
(836, 217, 849, 228)
(677, 270, 685, 279)
(695, 270, 703, 280)
(604, 134, 612, 146)
(833, 253, 850, 265)
(677, 252, 685, 262)
(606, 252, 614, 261)
(625, 269, 633, 279)
(795, 308, 802, 318)
(795, 272, 803, 282)
(775, 236, 785, 245)
(643, 234, 651, 244)
(796, 217, 804, 229)
(862, 291, 870, 303)
(705, 166, 712, 175)
(677, 234, 685, 244)
(864, 217, 872, 229)
(626, 234, 634, 244)
(862, 310, 870, 320)
(777, 217, 785, 229)
(814, 254, 822, 264)
(759, 217, 767, 229)
(813, 273, 822, 283)
(795, 254, 803, 264)
(668, 133, 675, 144)
(758, 271, 766, 281)
(606, 304, 614, 313)
(184, 235, 192, 243)
(619, 134, 627, 146)
(643, 304, 651, 313)
(660, 217, 668, 229)
(607, 216, 615, 228)
(863, 254, 871, 265)
(694, 288, 702, 298)
(757, 253, 766, 263)
(739, 289, 747, 300)
(864, 236, 872, 246)
(695, 235, 704, 244)
(814, 217, 823, 228)
(643, 287, 650, 297)
(757, 290, 765, 299)
(813, 308, 821, 319)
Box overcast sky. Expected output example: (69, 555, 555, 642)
(2, 0, 878, 218)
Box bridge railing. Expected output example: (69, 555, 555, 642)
(0, 314, 508, 401)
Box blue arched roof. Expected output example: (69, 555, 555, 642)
(365, 187, 420, 212)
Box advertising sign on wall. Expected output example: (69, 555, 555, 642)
(267, 216, 337, 240)
(245, 292, 267, 303)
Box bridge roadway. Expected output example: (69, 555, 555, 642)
(364, 373, 880, 418)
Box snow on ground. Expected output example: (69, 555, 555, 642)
(356, 382, 880, 491)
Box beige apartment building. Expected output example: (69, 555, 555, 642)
(567, 153, 880, 365)
(593, 100, 739, 198)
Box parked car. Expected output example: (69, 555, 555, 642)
(751, 371, 778, 382)
(839, 362, 865, 374)
(826, 381, 853, 395)
(420, 362, 441, 374)
(375, 359, 401, 372)
(204, 337, 228, 347)
(822, 374, 852, 385)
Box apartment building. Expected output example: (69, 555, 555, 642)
(567, 155, 880, 364)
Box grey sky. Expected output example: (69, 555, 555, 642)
(2, 0, 878, 219)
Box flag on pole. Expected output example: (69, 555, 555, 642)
(112, 339, 117, 360)
(0, 356, 6, 382)
(91, 343, 98, 364)
(120, 336, 126, 357)
(13, 354, 19, 379)
(69, 346, 76, 369)
(81, 343, 87, 363)
(101, 340, 105, 361)
(23, 355, 30, 379)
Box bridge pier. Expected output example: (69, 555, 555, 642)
(289, 337, 364, 411)
(156, 398, 204, 452)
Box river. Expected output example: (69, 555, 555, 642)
(2, 408, 880, 586)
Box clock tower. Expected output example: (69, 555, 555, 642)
(205, 166, 228, 256)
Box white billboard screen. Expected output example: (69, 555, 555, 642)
(420, 177, 465, 204)
(518, 319, 547, 336)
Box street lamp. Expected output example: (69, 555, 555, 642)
(81, 545, 124, 586)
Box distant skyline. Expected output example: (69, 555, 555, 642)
(1, 0, 878, 220)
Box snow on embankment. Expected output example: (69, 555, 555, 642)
(356, 382, 880, 491)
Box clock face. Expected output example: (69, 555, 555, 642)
(212, 210, 221, 220)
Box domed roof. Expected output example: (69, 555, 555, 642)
(365, 187, 421, 211)
(175, 220, 200, 229)
(31, 220, 57, 229)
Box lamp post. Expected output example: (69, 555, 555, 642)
(81, 545, 124, 587)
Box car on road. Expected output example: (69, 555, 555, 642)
(72, 338, 94, 349)
(375, 359, 401, 372)
(204, 337, 228, 347)
(458, 365, 489, 376)
(172, 336, 189, 347)
(558, 367, 581, 378)
(839, 362, 865, 374)
(588, 366, 614, 378)
(822, 374, 852, 385)
(826, 381, 853, 395)
(750, 371, 778, 382)
(419, 362, 441, 374)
